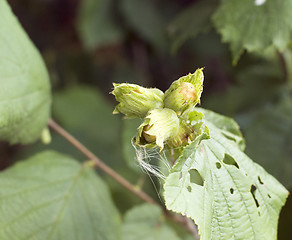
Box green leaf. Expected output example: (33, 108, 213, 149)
(199, 108, 245, 151)
(17, 85, 143, 212)
(168, 0, 218, 52)
(77, 0, 124, 50)
(213, 0, 292, 63)
(242, 96, 292, 188)
(120, 0, 168, 51)
(0, 0, 51, 144)
(122, 204, 180, 240)
(19, 85, 122, 163)
(0, 150, 121, 240)
(164, 109, 288, 240)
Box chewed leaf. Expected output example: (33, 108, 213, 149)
(164, 110, 288, 240)
(213, 0, 292, 63)
(198, 108, 245, 151)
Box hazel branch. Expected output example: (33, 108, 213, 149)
(48, 118, 156, 204)
(48, 118, 199, 237)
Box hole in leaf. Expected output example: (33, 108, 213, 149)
(189, 169, 204, 186)
(187, 186, 192, 192)
(250, 185, 259, 208)
(216, 162, 221, 169)
(230, 188, 234, 194)
(268, 194, 271, 198)
(223, 154, 239, 169)
(179, 172, 182, 180)
(258, 176, 264, 184)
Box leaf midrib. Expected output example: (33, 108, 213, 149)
(205, 141, 258, 239)
(46, 165, 86, 240)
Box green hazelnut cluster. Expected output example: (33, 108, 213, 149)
(111, 68, 205, 150)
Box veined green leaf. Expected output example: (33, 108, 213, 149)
(213, 0, 292, 63)
(122, 204, 180, 240)
(0, 0, 51, 144)
(0, 151, 121, 240)
(164, 109, 288, 240)
(198, 108, 245, 151)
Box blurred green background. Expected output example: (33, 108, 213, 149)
(1, 0, 291, 238)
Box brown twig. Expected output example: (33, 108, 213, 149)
(48, 118, 199, 238)
(48, 118, 156, 204)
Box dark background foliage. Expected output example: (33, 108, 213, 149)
(1, 0, 291, 238)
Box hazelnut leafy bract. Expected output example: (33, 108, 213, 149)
(112, 69, 288, 240)
(112, 68, 207, 151)
(112, 83, 164, 118)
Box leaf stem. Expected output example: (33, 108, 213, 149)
(48, 118, 156, 204)
(48, 118, 199, 237)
